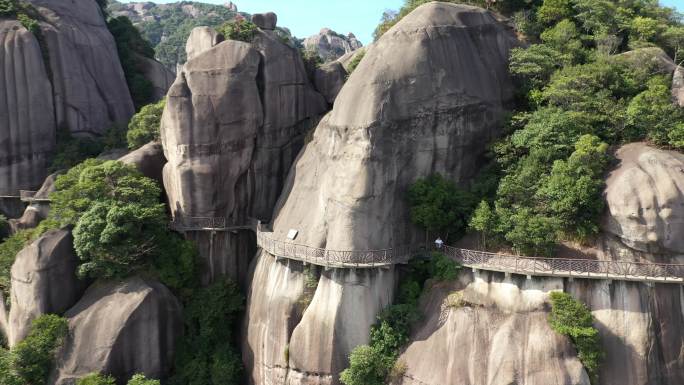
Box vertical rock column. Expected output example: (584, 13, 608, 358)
(0, 20, 56, 195)
(161, 40, 263, 283)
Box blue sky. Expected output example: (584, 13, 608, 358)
(122, 0, 684, 45)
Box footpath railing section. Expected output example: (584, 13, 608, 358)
(169, 216, 258, 232)
(255, 231, 418, 268)
(166, 218, 684, 283)
(443, 246, 684, 283)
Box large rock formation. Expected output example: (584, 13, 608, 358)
(136, 54, 175, 101)
(243, 252, 395, 385)
(603, 143, 684, 255)
(569, 280, 684, 385)
(8, 229, 83, 346)
(28, 0, 135, 135)
(49, 277, 182, 385)
(245, 3, 517, 385)
(303, 28, 363, 62)
(161, 22, 327, 283)
(0, 20, 56, 195)
(270, 2, 517, 252)
(119, 142, 166, 184)
(392, 273, 589, 385)
(313, 62, 347, 105)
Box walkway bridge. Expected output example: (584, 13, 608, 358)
(170, 216, 684, 284)
(0, 190, 50, 203)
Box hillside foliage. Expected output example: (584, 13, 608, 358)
(549, 292, 603, 383)
(107, 1, 241, 69)
(466, 0, 684, 255)
(0, 315, 68, 385)
(127, 98, 165, 149)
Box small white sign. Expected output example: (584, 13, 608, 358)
(287, 229, 299, 240)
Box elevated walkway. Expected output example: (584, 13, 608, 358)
(168, 217, 684, 284)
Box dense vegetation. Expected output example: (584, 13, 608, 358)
(217, 17, 259, 43)
(127, 98, 165, 150)
(340, 255, 461, 385)
(549, 292, 603, 383)
(49, 160, 195, 290)
(0, 0, 41, 34)
(77, 373, 159, 385)
(345, 49, 366, 78)
(107, 15, 156, 109)
(170, 279, 244, 385)
(107, 1, 241, 69)
(408, 174, 476, 243)
(461, 0, 684, 255)
(0, 315, 68, 385)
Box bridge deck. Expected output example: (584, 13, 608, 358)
(167, 216, 684, 284)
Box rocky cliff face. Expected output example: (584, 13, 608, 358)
(161, 19, 327, 283)
(28, 0, 135, 136)
(7, 229, 83, 346)
(0, 19, 56, 195)
(303, 28, 363, 62)
(243, 252, 395, 385)
(394, 270, 684, 385)
(603, 143, 684, 256)
(270, 3, 517, 252)
(0, 0, 135, 196)
(244, 3, 517, 385)
(393, 273, 589, 385)
(49, 277, 182, 385)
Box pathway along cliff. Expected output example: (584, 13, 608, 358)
(169, 216, 684, 281)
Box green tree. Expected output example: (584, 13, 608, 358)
(537, 0, 572, 24)
(170, 279, 244, 385)
(217, 18, 258, 43)
(0, 0, 17, 16)
(536, 135, 609, 240)
(549, 292, 603, 383)
(626, 76, 684, 144)
(107, 16, 155, 109)
(77, 373, 116, 385)
(50, 160, 195, 288)
(469, 200, 496, 248)
(340, 345, 389, 385)
(408, 174, 474, 242)
(127, 99, 166, 150)
(127, 374, 160, 385)
(1, 315, 69, 385)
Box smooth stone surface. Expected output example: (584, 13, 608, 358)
(49, 277, 182, 384)
(8, 229, 83, 346)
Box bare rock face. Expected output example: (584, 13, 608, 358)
(0, 20, 56, 195)
(603, 143, 684, 254)
(313, 62, 347, 105)
(393, 272, 589, 385)
(119, 142, 166, 184)
(8, 229, 83, 346)
(243, 252, 396, 385)
(673, 65, 684, 107)
(243, 5, 517, 384)
(568, 280, 684, 385)
(303, 28, 363, 62)
(243, 252, 306, 385)
(136, 54, 175, 101)
(28, 0, 135, 135)
(185, 26, 223, 61)
(252, 12, 277, 30)
(270, 3, 517, 251)
(162, 25, 327, 282)
(49, 277, 182, 385)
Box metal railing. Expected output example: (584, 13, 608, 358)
(166, 218, 684, 282)
(443, 246, 684, 283)
(255, 231, 419, 268)
(169, 216, 259, 232)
